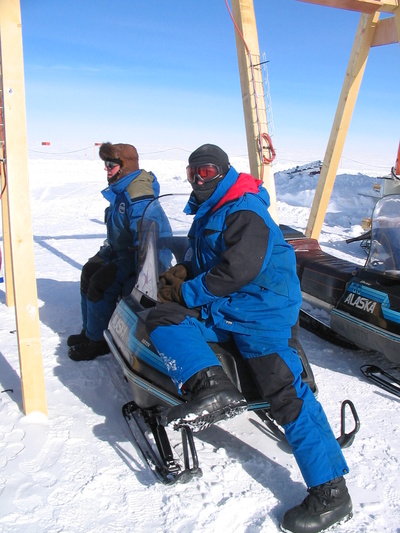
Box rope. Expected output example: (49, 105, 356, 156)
(260, 133, 276, 164)
(0, 89, 5, 198)
(28, 145, 93, 155)
(0, 159, 6, 199)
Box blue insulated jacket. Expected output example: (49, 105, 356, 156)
(101, 169, 160, 256)
(181, 167, 302, 337)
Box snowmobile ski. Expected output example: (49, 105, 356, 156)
(360, 364, 400, 399)
(337, 399, 360, 449)
(122, 401, 202, 485)
(255, 399, 360, 450)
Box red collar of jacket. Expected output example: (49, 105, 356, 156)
(212, 173, 262, 213)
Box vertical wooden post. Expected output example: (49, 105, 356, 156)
(0, 137, 15, 305)
(231, 0, 278, 223)
(0, 0, 47, 416)
(305, 12, 380, 238)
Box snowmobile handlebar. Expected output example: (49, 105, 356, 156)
(345, 230, 371, 245)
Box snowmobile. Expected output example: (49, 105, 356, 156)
(104, 194, 359, 485)
(286, 193, 400, 373)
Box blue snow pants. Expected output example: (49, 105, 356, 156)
(147, 306, 349, 488)
(80, 252, 135, 341)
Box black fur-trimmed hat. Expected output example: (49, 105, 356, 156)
(188, 144, 230, 175)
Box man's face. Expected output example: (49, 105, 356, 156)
(104, 160, 121, 184)
(186, 163, 226, 204)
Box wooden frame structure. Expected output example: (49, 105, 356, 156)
(298, 0, 398, 13)
(297, 0, 400, 238)
(0, 0, 47, 416)
(231, 0, 278, 222)
(230, 0, 399, 235)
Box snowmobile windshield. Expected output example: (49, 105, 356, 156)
(365, 194, 400, 278)
(135, 194, 193, 300)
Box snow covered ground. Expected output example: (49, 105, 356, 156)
(1, 156, 400, 532)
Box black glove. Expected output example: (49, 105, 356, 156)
(158, 271, 186, 305)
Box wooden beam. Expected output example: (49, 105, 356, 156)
(305, 12, 380, 239)
(0, 0, 47, 416)
(231, 0, 278, 223)
(372, 16, 399, 45)
(297, 0, 398, 13)
(0, 140, 14, 306)
(394, 5, 400, 43)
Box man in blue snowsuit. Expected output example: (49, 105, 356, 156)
(146, 144, 352, 533)
(68, 142, 170, 361)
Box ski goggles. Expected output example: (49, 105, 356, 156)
(104, 159, 122, 170)
(186, 164, 223, 184)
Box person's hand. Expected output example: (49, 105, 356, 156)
(159, 264, 188, 288)
(158, 272, 186, 305)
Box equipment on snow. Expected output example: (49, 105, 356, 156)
(122, 401, 202, 484)
(360, 364, 400, 399)
(285, 194, 400, 367)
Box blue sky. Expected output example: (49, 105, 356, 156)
(20, 1, 399, 169)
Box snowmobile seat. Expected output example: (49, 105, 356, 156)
(288, 237, 359, 307)
(280, 224, 305, 240)
(209, 322, 317, 402)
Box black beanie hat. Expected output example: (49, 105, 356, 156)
(188, 144, 230, 175)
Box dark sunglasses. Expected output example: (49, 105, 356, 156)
(104, 159, 121, 170)
(186, 164, 223, 184)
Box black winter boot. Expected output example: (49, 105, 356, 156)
(280, 477, 352, 533)
(68, 339, 110, 361)
(166, 366, 247, 431)
(67, 330, 87, 347)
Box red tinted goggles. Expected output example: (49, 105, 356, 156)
(186, 164, 222, 184)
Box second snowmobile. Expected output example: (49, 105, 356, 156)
(286, 193, 400, 368)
